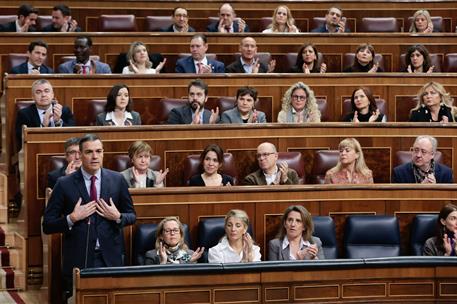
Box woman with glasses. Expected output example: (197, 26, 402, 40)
(208, 209, 261, 263)
(189, 143, 234, 186)
(424, 203, 457, 256)
(144, 217, 204, 264)
(324, 138, 374, 184)
(269, 205, 324, 260)
(410, 81, 457, 122)
(343, 87, 386, 122)
(277, 82, 321, 123)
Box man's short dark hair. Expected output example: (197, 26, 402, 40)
(187, 79, 208, 96)
(53, 4, 71, 16)
(64, 137, 80, 151)
(327, 6, 343, 15)
(191, 33, 207, 44)
(79, 134, 101, 151)
(75, 36, 92, 47)
(236, 86, 257, 100)
(18, 4, 38, 17)
(172, 7, 187, 16)
(28, 40, 48, 53)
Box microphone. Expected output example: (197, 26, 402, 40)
(84, 214, 91, 268)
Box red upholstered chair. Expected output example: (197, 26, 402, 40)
(0, 15, 16, 25)
(112, 154, 161, 172)
(99, 15, 136, 32)
(158, 98, 188, 124)
(260, 17, 272, 30)
(316, 97, 329, 122)
(405, 16, 443, 32)
(359, 17, 400, 32)
(309, 150, 339, 184)
(342, 98, 387, 120)
(284, 52, 324, 72)
(277, 152, 306, 184)
(311, 17, 326, 31)
(145, 16, 173, 32)
(343, 53, 385, 71)
(182, 153, 238, 185)
(7, 53, 28, 72)
(395, 150, 442, 167)
(399, 53, 442, 72)
(37, 15, 52, 30)
(395, 96, 418, 122)
(75, 99, 106, 126)
(444, 53, 457, 72)
(216, 96, 272, 122)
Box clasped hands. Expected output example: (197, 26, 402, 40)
(42, 101, 63, 127)
(70, 197, 120, 223)
(273, 161, 289, 184)
(296, 244, 319, 260)
(159, 242, 205, 264)
(191, 105, 219, 124)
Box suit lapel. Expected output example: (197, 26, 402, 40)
(100, 168, 110, 201)
(74, 170, 90, 203)
(30, 104, 42, 127)
(188, 57, 196, 73)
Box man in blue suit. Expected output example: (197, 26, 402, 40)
(175, 34, 225, 74)
(58, 36, 111, 74)
(43, 133, 136, 301)
(10, 40, 53, 74)
(206, 3, 249, 33)
(167, 79, 219, 124)
(393, 135, 453, 183)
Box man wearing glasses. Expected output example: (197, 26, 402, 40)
(244, 142, 299, 185)
(162, 7, 195, 32)
(47, 137, 81, 188)
(392, 135, 453, 183)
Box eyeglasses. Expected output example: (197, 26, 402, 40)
(410, 147, 433, 155)
(163, 228, 180, 235)
(256, 152, 275, 159)
(292, 95, 307, 101)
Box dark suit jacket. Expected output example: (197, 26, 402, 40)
(175, 56, 225, 73)
(15, 103, 75, 150)
(41, 23, 82, 32)
(225, 59, 268, 73)
(161, 24, 195, 32)
(166, 104, 214, 124)
(311, 24, 350, 33)
(0, 20, 36, 32)
(48, 166, 67, 189)
(43, 168, 136, 276)
(10, 61, 54, 74)
(392, 162, 454, 183)
(244, 168, 299, 185)
(206, 20, 250, 32)
(95, 111, 141, 126)
(268, 237, 325, 260)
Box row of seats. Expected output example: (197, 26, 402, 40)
(133, 214, 439, 264)
(47, 149, 443, 186)
(7, 49, 457, 73)
(0, 14, 448, 33)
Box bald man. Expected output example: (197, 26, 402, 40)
(225, 37, 276, 73)
(244, 142, 299, 185)
(207, 3, 249, 33)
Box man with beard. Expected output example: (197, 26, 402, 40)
(42, 4, 81, 32)
(58, 36, 111, 74)
(311, 6, 350, 33)
(225, 37, 276, 73)
(166, 79, 219, 124)
(0, 4, 38, 32)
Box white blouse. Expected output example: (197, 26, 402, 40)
(208, 236, 261, 263)
(122, 66, 157, 74)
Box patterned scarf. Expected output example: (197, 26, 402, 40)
(413, 159, 435, 183)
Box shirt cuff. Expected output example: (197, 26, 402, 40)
(66, 214, 74, 230)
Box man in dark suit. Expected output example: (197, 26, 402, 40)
(162, 7, 195, 32)
(58, 36, 111, 74)
(244, 142, 299, 185)
(175, 34, 225, 73)
(43, 133, 136, 301)
(41, 4, 81, 32)
(47, 137, 81, 189)
(10, 40, 53, 74)
(0, 4, 38, 32)
(393, 135, 454, 183)
(15, 79, 75, 151)
(311, 6, 350, 33)
(167, 79, 219, 124)
(206, 3, 249, 33)
(225, 37, 276, 73)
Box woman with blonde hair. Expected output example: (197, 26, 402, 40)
(324, 138, 373, 184)
(409, 10, 434, 33)
(262, 5, 299, 33)
(410, 81, 457, 122)
(144, 217, 204, 264)
(277, 82, 321, 123)
(122, 41, 166, 74)
(208, 209, 261, 263)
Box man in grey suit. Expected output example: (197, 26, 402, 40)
(167, 79, 219, 124)
(58, 36, 111, 74)
(244, 142, 299, 185)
